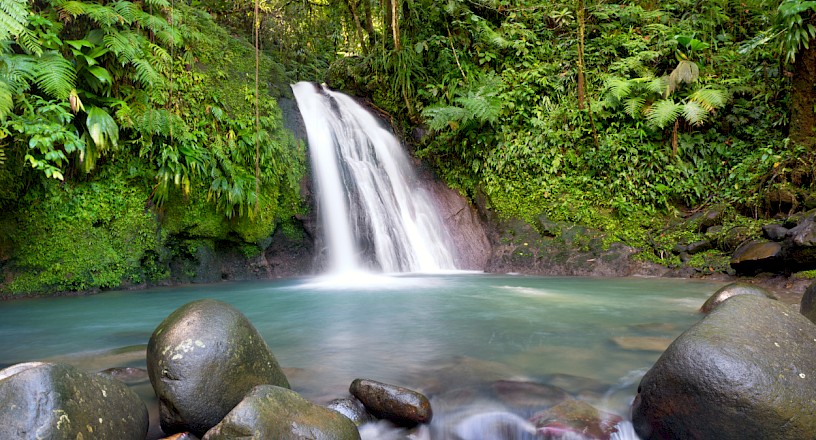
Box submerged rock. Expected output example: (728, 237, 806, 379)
(0, 362, 148, 440)
(699, 282, 776, 314)
(146, 299, 289, 437)
(530, 399, 622, 440)
(203, 385, 360, 440)
(632, 295, 816, 440)
(491, 379, 568, 409)
(350, 378, 432, 427)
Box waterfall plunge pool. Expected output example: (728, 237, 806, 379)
(0, 274, 721, 439)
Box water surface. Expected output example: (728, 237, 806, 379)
(0, 274, 721, 438)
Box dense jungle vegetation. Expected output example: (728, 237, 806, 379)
(1, 0, 816, 294)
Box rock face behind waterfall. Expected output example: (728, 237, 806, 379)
(632, 295, 816, 439)
(146, 299, 290, 437)
(0, 362, 148, 439)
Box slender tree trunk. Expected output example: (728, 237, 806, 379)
(383, 0, 393, 49)
(362, 0, 376, 48)
(390, 0, 401, 51)
(790, 43, 816, 151)
(342, 0, 367, 53)
(576, 0, 586, 110)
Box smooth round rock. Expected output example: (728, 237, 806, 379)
(699, 282, 776, 313)
(202, 385, 361, 440)
(632, 295, 816, 440)
(800, 280, 816, 324)
(0, 362, 148, 440)
(147, 299, 289, 437)
(350, 378, 432, 427)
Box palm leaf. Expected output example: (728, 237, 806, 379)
(646, 98, 682, 129)
(34, 51, 77, 99)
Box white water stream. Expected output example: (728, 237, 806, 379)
(292, 82, 457, 274)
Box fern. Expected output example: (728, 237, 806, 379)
(0, 79, 13, 121)
(113, 1, 141, 24)
(0, 0, 27, 41)
(624, 96, 646, 118)
(423, 105, 471, 131)
(56, 1, 87, 19)
(34, 51, 77, 99)
(131, 58, 161, 88)
(646, 98, 682, 129)
(688, 87, 727, 112)
(606, 77, 631, 100)
(682, 100, 708, 126)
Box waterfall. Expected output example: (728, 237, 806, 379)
(291, 82, 457, 274)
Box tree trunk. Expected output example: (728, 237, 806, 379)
(576, 0, 586, 110)
(362, 0, 376, 48)
(790, 42, 816, 151)
(342, 0, 367, 53)
(390, 0, 401, 51)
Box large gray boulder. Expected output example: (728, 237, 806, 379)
(147, 299, 289, 437)
(632, 295, 816, 440)
(0, 362, 148, 439)
(203, 385, 361, 440)
(800, 280, 816, 324)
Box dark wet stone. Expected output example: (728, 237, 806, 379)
(203, 385, 360, 440)
(350, 378, 432, 427)
(531, 399, 622, 440)
(0, 362, 148, 440)
(763, 224, 789, 241)
(800, 281, 816, 324)
(718, 226, 750, 252)
(146, 299, 289, 437)
(632, 295, 816, 440)
(685, 239, 712, 255)
(782, 212, 816, 271)
(491, 379, 569, 408)
(699, 282, 776, 314)
(326, 397, 374, 426)
(729, 239, 782, 275)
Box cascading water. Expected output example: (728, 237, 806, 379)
(292, 82, 457, 274)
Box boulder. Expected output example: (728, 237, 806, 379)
(685, 240, 712, 255)
(782, 211, 816, 270)
(729, 240, 782, 275)
(203, 385, 361, 440)
(530, 399, 622, 440)
(800, 281, 816, 324)
(0, 362, 148, 440)
(147, 299, 289, 437)
(350, 378, 432, 427)
(762, 224, 789, 241)
(699, 282, 776, 314)
(632, 295, 816, 440)
(718, 226, 750, 252)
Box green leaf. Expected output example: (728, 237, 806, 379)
(646, 99, 682, 129)
(86, 105, 119, 155)
(34, 51, 77, 100)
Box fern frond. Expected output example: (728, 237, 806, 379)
(104, 29, 142, 63)
(113, 1, 142, 24)
(56, 1, 87, 19)
(688, 87, 727, 112)
(646, 76, 667, 96)
(0, 53, 36, 93)
(457, 94, 501, 124)
(0, 79, 14, 121)
(16, 29, 43, 56)
(130, 58, 161, 88)
(84, 3, 124, 27)
(624, 96, 646, 118)
(0, 0, 27, 41)
(34, 51, 77, 99)
(423, 105, 470, 131)
(682, 100, 707, 126)
(605, 77, 631, 100)
(646, 98, 682, 129)
(144, 0, 170, 8)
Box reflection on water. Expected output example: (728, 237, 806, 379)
(0, 274, 721, 439)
